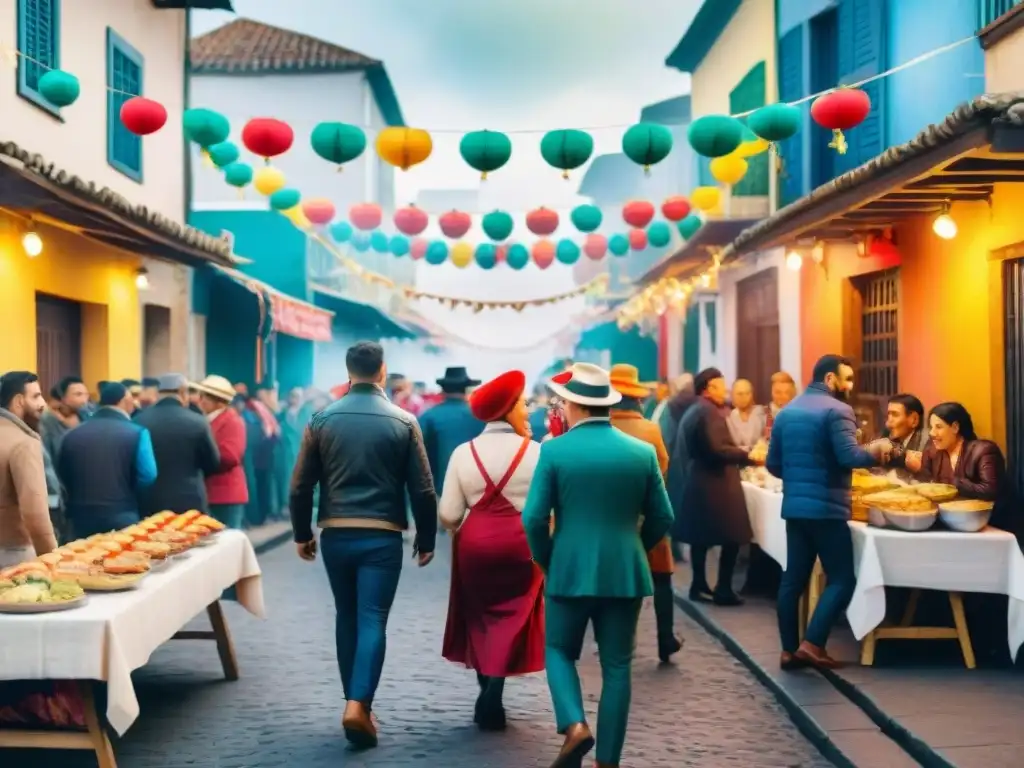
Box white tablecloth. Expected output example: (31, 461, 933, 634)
(0, 529, 265, 735)
(742, 482, 787, 568)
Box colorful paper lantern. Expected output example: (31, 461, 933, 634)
(540, 129, 594, 179)
(621, 123, 674, 173)
(242, 118, 294, 162)
(506, 243, 529, 270)
(494, 245, 508, 264)
(393, 205, 428, 236)
(583, 233, 607, 260)
(410, 237, 428, 260)
(183, 108, 230, 148)
(459, 130, 512, 180)
(678, 214, 702, 240)
(439, 210, 472, 239)
(223, 162, 253, 192)
(608, 233, 629, 257)
(481, 210, 514, 241)
(376, 127, 433, 171)
(38, 69, 80, 107)
(349, 203, 383, 231)
(310, 121, 366, 169)
(352, 233, 372, 253)
(370, 231, 389, 253)
(120, 96, 167, 135)
(556, 239, 580, 265)
(532, 239, 556, 269)
(688, 115, 744, 158)
(301, 198, 336, 226)
(389, 235, 410, 257)
(622, 200, 655, 229)
(628, 228, 648, 251)
(475, 243, 498, 270)
(252, 166, 285, 196)
(647, 221, 672, 248)
(661, 196, 691, 222)
(811, 89, 871, 155)
(450, 241, 473, 269)
(747, 103, 802, 146)
(691, 186, 721, 212)
(207, 141, 240, 168)
(269, 188, 301, 211)
(526, 207, 559, 236)
(735, 136, 771, 157)
(330, 221, 353, 243)
(710, 154, 749, 185)
(570, 204, 602, 233)
(425, 240, 448, 265)
(281, 206, 310, 229)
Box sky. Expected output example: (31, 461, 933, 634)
(192, 1, 700, 383)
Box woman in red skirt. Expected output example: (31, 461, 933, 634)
(439, 370, 545, 731)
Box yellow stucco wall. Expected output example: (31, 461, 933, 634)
(0, 214, 142, 388)
(984, 27, 1024, 92)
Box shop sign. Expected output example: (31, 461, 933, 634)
(271, 295, 333, 342)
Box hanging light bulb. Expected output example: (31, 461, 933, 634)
(135, 267, 150, 290)
(932, 211, 957, 240)
(786, 250, 803, 271)
(21, 231, 42, 257)
(699, 272, 711, 288)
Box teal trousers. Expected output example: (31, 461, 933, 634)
(545, 596, 642, 765)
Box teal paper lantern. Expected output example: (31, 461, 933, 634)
(310, 121, 366, 168)
(481, 210, 514, 241)
(556, 239, 580, 265)
(269, 188, 301, 211)
(475, 243, 498, 270)
(747, 103, 802, 142)
(608, 233, 629, 256)
(389, 235, 410, 256)
(425, 240, 448, 265)
(570, 204, 602, 233)
(208, 141, 240, 168)
(621, 123, 674, 172)
(687, 115, 744, 158)
(183, 108, 230, 148)
(330, 221, 353, 243)
(352, 233, 371, 252)
(647, 221, 672, 248)
(540, 129, 594, 179)
(223, 162, 252, 189)
(678, 214, 703, 240)
(370, 231, 389, 253)
(38, 69, 80, 107)
(505, 243, 529, 270)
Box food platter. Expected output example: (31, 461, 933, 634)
(0, 594, 89, 614)
(77, 573, 146, 592)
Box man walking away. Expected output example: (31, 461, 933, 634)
(522, 363, 674, 768)
(418, 367, 484, 495)
(193, 376, 248, 531)
(0, 372, 57, 566)
(57, 382, 157, 538)
(290, 341, 437, 750)
(768, 355, 890, 670)
(134, 374, 221, 516)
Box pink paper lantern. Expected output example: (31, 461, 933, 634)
(394, 205, 429, 236)
(583, 234, 607, 260)
(623, 200, 655, 228)
(661, 196, 691, 222)
(349, 202, 382, 231)
(526, 207, 559, 236)
(439, 209, 472, 239)
(532, 239, 555, 269)
(409, 237, 428, 260)
(628, 228, 648, 251)
(301, 198, 336, 226)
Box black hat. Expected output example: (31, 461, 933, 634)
(436, 367, 481, 392)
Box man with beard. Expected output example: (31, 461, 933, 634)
(0, 371, 57, 567)
(767, 355, 891, 670)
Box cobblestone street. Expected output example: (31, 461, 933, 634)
(11, 540, 832, 768)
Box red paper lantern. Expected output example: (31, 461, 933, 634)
(810, 89, 871, 154)
(526, 207, 559, 236)
(120, 96, 167, 136)
(302, 199, 335, 226)
(622, 200, 655, 229)
(241, 118, 295, 162)
(394, 205, 429, 236)
(349, 202, 382, 231)
(661, 196, 691, 222)
(410, 237, 428, 260)
(439, 210, 472, 239)
(628, 228, 648, 251)
(583, 234, 607, 260)
(494, 244, 508, 264)
(532, 239, 555, 269)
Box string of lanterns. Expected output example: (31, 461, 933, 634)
(616, 254, 732, 331)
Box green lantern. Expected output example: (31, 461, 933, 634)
(223, 162, 253, 189)
(208, 141, 240, 168)
(747, 103, 802, 143)
(389, 235, 410, 257)
(459, 130, 513, 180)
(506, 243, 529, 270)
(38, 69, 80, 108)
(481, 210, 514, 241)
(371, 231, 389, 253)
(269, 188, 301, 211)
(678, 214, 702, 240)
(183, 108, 230, 148)
(622, 123, 674, 174)
(608, 233, 629, 256)
(425, 241, 448, 265)
(475, 243, 498, 270)
(647, 221, 672, 248)
(556, 239, 580, 265)
(687, 115, 744, 158)
(310, 121, 366, 169)
(570, 204, 602, 233)
(540, 129, 594, 179)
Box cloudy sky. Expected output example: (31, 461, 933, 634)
(193, 1, 700, 383)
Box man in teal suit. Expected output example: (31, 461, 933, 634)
(522, 363, 675, 768)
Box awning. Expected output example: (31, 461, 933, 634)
(310, 283, 417, 341)
(639, 218, 760, 284)
(211, 265, 334, 342)
(720, 94, 1024, 264)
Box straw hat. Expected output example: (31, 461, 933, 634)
(548, 363, 622, 407)
(191, 375, 236, 403)
(609, 364, 652, 399)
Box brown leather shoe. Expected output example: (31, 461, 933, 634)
(794, 640, 841, 670)
(551, 722, 594, 767)
(342, 701, 378, 749)
(780, 651, 808, 671)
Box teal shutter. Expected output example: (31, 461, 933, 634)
(836, 0, 885, 174)
(106, 28, 144, 181)
(683, 302, 700, 373)
(728, 61, 769, 197)
(16, 0, 61, 115)
(777, 26, 805, 206)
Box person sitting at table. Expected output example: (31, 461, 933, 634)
(726, 379, 766, 451)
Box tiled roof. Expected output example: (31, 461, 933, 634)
(191, 18, 380, 74)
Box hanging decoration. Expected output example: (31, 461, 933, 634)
(459, 130, 513, 180)
(691, 186, 721, 212)
(570, 204, 602, 233)
(280, 205, 310, 229)
(403, 273, 607, 311)
(747, 102, 802, 150)
(371, 231, 390, 254)
(439, 210, 472, 239)
(621, 122, 674, 174)
(532, 239, 556, 269)
(678, 214, 703, 240)
(450, 241, 474, 269)
(506, 243, 529, 271)
(376, 127, 433, 171)
(687, 115, 744, 158)
(330, 221, 353, 243)
(622, 200, 655, 229)
(389, 235, 410, 257)
(410, 238, 429, 260)
(207, 141, 240, 168)
(583, 233, 608, 260)
(394, 205, 429, 236)
(242, 118, 294, 163)
(481, 210, 514, 241)
(38, 69, 80, 108)
(661, 196, 691, 222)
(223, 163, 253, 195)
(539, 129, 594, 179)
(269, 188, 301, 211)
(647, 221, 672, 249)
(475, 243, 498, 270)
(425, 240, 449, 265)
(811, 88, 871, 155)
(253, 165, 286, 196)
(526, 207, 559, 236)
(349, 203, 383, 231)
(183, 108, 230, 148)
(352, 233, 372, 253)
(628, 229, 648, 251)
(120, 96, 167, 135)
(310, 121, 367, 170)
(608, 233, 629, 257)
(556, 239, 581, 265)
(302, 199, 336, 226)
(734, 125, 771, 157)
(710, 154, 749, 186)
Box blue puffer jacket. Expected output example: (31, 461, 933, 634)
(765, 383, 876, 520)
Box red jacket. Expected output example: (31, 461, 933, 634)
(206, 408, 249, 505)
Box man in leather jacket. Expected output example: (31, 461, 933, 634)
(289, 341, 437, 749)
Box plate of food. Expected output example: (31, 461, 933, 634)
(0, 575, 87, 613)
(938, 499, 994, 533)
(912, 483, 958, 503)
(54, 557, 149, 592)
(863, 490, 938, 531)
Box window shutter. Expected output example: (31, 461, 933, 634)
(683, 302, 701, 373)
(17, 0, 60, 111)
(728, 61, 769, 197)
(777, 25, 805, 206)
(835, 0, 884, 174)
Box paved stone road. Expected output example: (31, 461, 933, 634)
(13, 540, 831, 767)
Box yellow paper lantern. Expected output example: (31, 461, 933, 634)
(281, 205, 310, 229)
(710, 154, 749, 185)
(450, 241, 473, 269)
(375, 127, 433, 171)
(691, 186, 721, 212)
(735, 137, 770, 158)
(253, 166, 286, 196)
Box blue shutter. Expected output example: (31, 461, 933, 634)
(16, 0, 61, 115)
(777, 25, 805, 206)
(683, 302, 700, 373)
(835, 0, 885, 174)
(729, 61, 769, 197)
(106, 28, 144, 182)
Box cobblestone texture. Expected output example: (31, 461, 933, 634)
(10, 540, 832, 767)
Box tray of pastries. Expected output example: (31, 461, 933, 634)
(52, 559, 148, 591)
(911, 483, 958, 503)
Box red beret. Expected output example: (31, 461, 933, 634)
(469, 370, 526, 422)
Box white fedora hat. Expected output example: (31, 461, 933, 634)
(548, 363, 622, 407)
(191, 374, 236, 403)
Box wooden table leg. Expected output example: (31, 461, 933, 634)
(79, 681, 117, 768)
(900, 589, 921, 627)
(859, 630, 877, 666)
(207, 601, 240, 681)
(949, 592, 977, 670)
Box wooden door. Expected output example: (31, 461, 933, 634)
(736, 268, 780, 404)
(35, 294, 82, 394)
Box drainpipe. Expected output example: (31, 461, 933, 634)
(182, 3, 193, 224)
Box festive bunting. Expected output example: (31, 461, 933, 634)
(120, 97, 167, 136)
(376, 127, 433, 171)
(540, 129, 594, 179)
(621, 122, 674, 174)
(570, 204, 602, 233)
(526, 207, 559, 236)
(242, 118, 294, 163)
(310, 121, 366, 169)
(481, 210, 514, 241)
(440, 210, 472, 239)
(459, 130, 513, 180)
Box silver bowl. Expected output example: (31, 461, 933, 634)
(867, 507, 890, 528)
(938, 503, 993, 533)
(882, 508, 938, 532)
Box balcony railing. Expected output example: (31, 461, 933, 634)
(980, 0, 1024, 29)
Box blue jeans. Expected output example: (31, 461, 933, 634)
(777, 518, 856, 651)
(320, 529, 403, 705)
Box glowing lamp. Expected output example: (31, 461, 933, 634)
(135, 267, 150, 290)
(785, 251, 803, 271)
(22, 231, 42, 257)
(932, 213, 957, 240)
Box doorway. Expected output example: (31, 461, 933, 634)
(143, 304, 172, 376)
(735, 268, 781, 403)
(36, 293, 83, 394)
(1003, 257, 1024, 498)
